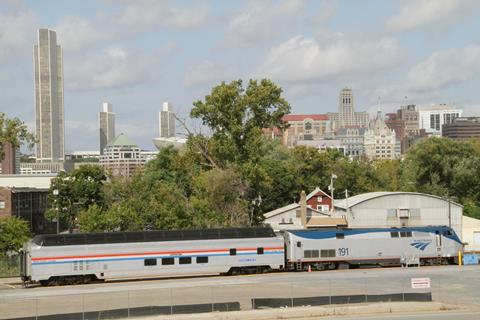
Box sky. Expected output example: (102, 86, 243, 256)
(1, 0, 480, 152)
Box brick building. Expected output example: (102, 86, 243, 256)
(0, 187, 54, 234)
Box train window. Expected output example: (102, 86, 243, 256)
(162, 258, 174, 265)
(304, 250, 312, 258)
(391, 232, 399, 238)
(230, 248, 237, 256)
(312, 250, 319, 258)
(257, 247, 264, 255)
(336, 233, 345, 239)
(297, 241, 301, 248)
(179, 257, 192, 264)
(144, 259, 157, 266)
(321, 249, 335, 258)
(400, 231, 412, 238)
(196, 256, 208, 264)
(400, 232, 407, 237)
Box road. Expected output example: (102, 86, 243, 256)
(0, 265, 479, 319)
(319, 310, 480, 320)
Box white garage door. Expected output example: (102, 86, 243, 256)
(474, 232, 480, 245)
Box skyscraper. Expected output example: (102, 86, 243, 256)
(328, 88, 369, 131)
(99, 102, 115, 154)
(159, 102, 175, 138)
(34, 28, 64, 163)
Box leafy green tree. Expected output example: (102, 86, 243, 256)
(47, 165, 107, 231)
(0, 217, 30, 255)
(191, 79, 291, 165)
(190, 168, 249, 227)
(0, 113, 36, 161)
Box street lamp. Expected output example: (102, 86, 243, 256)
(52, 189, 59, 234)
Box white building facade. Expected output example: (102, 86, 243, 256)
(417, 104, 462, 135)
(99, 102, 115, 155)
(363, 113, 397, 160)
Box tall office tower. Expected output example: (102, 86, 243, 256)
(328, 88, 369, 131)
(159, 102, 175, 138)
(99, 102, 116, 154)
(34, 28, 64, 163)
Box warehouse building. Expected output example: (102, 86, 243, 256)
(333, 192, 463, 238)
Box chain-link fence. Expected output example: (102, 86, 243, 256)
(0, 255, 19, 278)
(4, 271, 476, 320)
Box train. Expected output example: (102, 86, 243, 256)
(20, 225, 463, 286)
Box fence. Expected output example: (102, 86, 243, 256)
(0, 255, 19, 278)
(2, 273, 470, 320)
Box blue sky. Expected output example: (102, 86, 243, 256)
(1, 0, 480, 151)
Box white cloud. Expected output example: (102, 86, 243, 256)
(387, 0, 475, 32)
(256, 35, 402, 83)
(407, 45, 480, 92)
(0, 10, 38, 63)
(184, 61, 236, 88)
(55, 16, 113, 51)
(223, 0, 306, 47)
(117, 0, 209, 29)
(65, 46, 164, 91)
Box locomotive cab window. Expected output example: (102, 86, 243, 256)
(196, 256, 208, 264)
(162, 258, 174, 265)
(443, 230, 453, 236)
(144, 258, 157, 266)
(179, 257, 192, 264)
(229, 248, 237, 256)
(296, 241, 301, 248)
(257, 247, 264, 255)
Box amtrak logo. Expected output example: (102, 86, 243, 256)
(410, 240, 432, 251)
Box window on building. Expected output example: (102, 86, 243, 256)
(179, 257, 192, 264)
(144, 258, 157, 266)
(162, 258, 174, 265)
(196, 256, 208, 264)
(317, 196, 323, 203)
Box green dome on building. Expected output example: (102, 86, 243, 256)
(106, 133, 138, 148)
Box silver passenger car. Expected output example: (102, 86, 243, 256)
(284, 226, 463, 271)
(21, 228, 285, 286)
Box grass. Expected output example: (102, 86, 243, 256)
(0, 256, 20, 278)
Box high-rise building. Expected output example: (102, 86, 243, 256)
(442, 117, 480, 139)
(416, 104, 462, 135)
(99, 102, 115, 155)
(328, 88, 369, 131)
(159, 102, 176, 138)
(34, 28, 64, 163)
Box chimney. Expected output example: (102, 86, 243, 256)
(300, 190, 307, 228)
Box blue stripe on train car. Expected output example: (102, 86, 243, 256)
(289, 226, 462, 244)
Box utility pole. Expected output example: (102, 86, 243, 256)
(329, 173, 337, 212)
(53, 189, 59, 234)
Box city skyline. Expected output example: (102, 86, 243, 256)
(1, 1, 480, 151)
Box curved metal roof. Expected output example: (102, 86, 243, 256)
(334, 192, 463, 209)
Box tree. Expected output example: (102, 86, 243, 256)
(0, 113, 35, 161)
(0, 217, 30, 255)
(191, 79, 291, 165)
(190, 168, 249, 227)
(47, 165, 107, 231)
